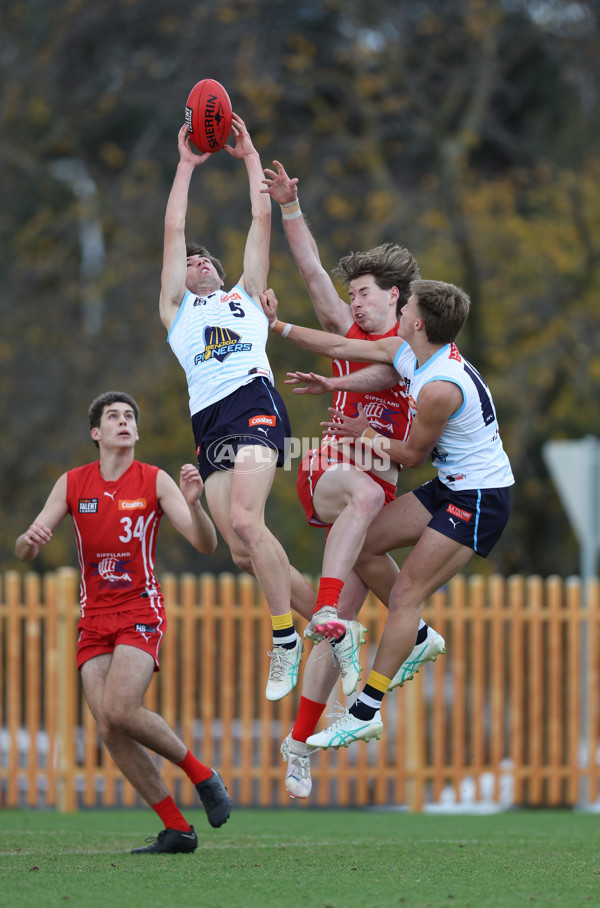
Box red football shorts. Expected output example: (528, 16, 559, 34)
(76, 605, 167, 671)
(297, 445, 396, 528)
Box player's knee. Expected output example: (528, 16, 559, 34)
(351, 481, 385, 521)
(103, 699, 133, 732)
(93, 714, 113, 741)
(388, 577, 421, 616)
(231, 549, 254, 574)
(231, 508, 262, 546)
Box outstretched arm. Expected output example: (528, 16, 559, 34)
(157, 465, 217, 554)
(160, 124, 212, 332)
(15, 474, 69, 561)
(324, 383, 463, 470)
(263, 161, 353, 335)
(260, 288, 401, 365)
(286, 364, 399, 395)
(225, 116, 271, 302)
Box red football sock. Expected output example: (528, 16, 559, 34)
(151, 795, 191, 831)
(314, 577, 344, 615)
(177, 749, 213, 785)
(292, 696, 327, 742)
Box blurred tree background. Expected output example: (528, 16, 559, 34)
(1, 0, 598, 581)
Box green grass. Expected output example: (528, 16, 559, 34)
(1, 808, 599, 907)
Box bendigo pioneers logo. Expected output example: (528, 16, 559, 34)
(194, 325, 252, 365)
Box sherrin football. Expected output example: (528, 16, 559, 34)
(185, 79, 233, 153)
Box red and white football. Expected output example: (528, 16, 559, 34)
(185, 79, 233, 153)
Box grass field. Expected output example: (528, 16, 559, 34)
(1, 807, 599, 907)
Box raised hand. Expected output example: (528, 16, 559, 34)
(262, 160, 299, 204)
(178, 124, 212, 166)
(179, 463, 204, 504)
(223, 113, 256, 159)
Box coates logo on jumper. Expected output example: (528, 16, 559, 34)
(194, 326, 252, 365)
(446, 503, 472, 522)
(206, 433, 278, 474)
(118, 498, 146, 510)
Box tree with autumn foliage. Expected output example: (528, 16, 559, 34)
(1, 0, 598, 579)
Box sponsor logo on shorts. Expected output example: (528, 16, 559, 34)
(249, 415, 276, 427)
(135, 624, 158, 635)
(446, 503, 472, 522)
(118, 499, 146, 510)
(78, 498, 98, 513)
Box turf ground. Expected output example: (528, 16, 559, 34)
(1, 807, 598, 907)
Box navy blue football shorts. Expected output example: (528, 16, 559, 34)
(412, 476, 511, 557)
(191, 377, 292, 481)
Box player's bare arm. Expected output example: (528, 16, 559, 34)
(286, 362, 398, 395)
(261, 288, 400, 364)
(229, 115, 271, 302)
(160, 125, 212, 331)
(262, 161, 352, 334)
(15, 473, 69, 561)
(157, 467, 217, 555)
(325, 381, 464, 470)
(284, 371, 337, 396)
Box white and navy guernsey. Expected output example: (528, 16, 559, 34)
(168, 284, 274, 416)
(393, 341, 514, 491)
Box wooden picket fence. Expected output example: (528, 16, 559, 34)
(1, 568, 599, 813)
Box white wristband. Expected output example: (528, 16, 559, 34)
(281, 323, 293, 338)
(360, 427, 382, 450)
(281, 199, 302, 220)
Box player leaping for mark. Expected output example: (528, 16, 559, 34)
(160, 116, 306, 701)
(262, 163, 445, 798)
(262, 281, 514, 751)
